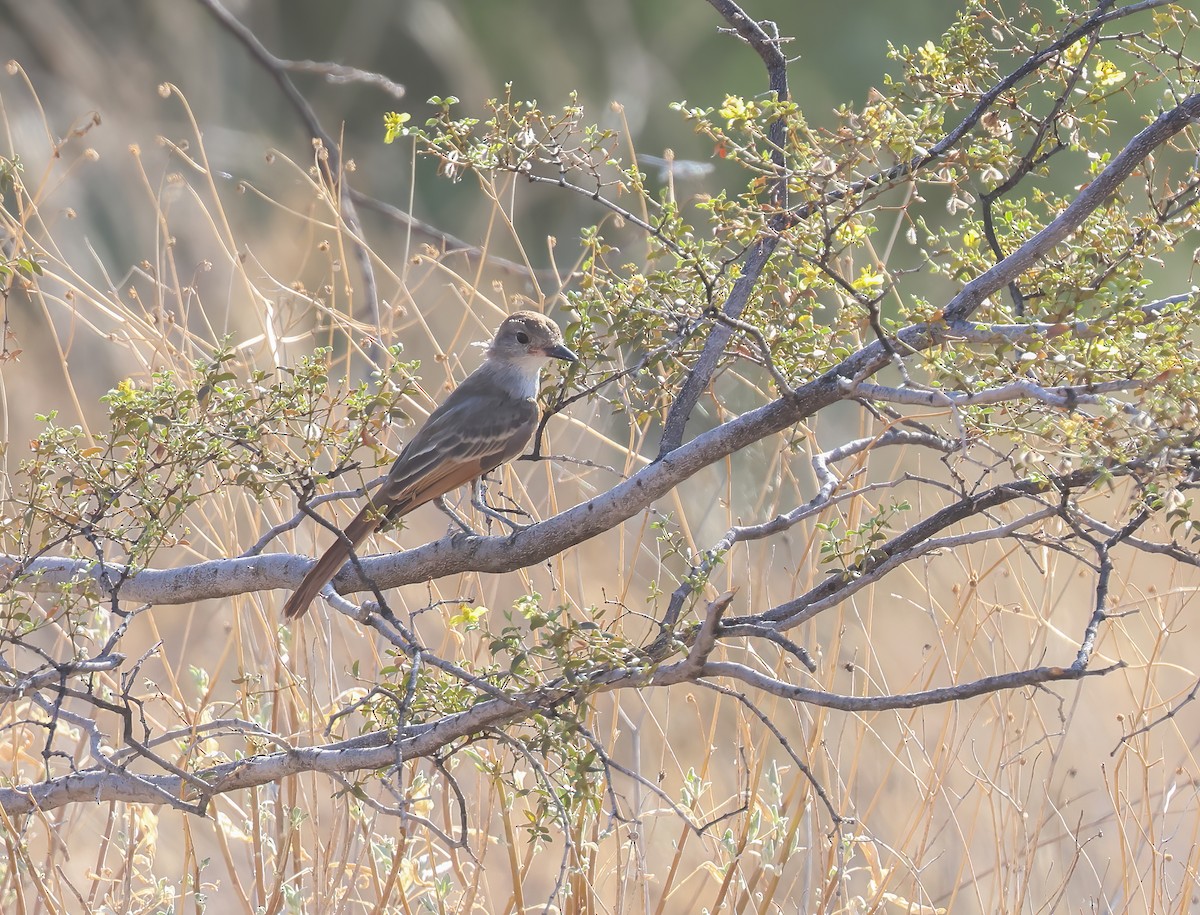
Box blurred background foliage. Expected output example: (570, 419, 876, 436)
(0, 0, 959, 287)
(3, 2, 1200, 913)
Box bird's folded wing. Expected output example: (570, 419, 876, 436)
(377, 392, 539, 508)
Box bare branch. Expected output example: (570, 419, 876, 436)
(684, 659, 1124, 709)
(279, 58, 406, 99)
(944, 294, 1195, 346)
(659, 0, 790, 455)
(846, 377, 1152, 409)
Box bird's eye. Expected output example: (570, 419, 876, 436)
(516, 331, 530, 345)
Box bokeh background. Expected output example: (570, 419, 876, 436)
(1, 2, 1199, 913)
(0, 0, 962, 385)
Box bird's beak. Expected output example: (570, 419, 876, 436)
(544, 343, 578, 363)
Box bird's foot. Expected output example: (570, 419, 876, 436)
(471, 480, 531, 532)
(436, 496, 480, 535)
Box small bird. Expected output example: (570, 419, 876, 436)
(282, 311, 577, 619)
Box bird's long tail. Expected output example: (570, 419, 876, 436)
(282, 506, 384, 619)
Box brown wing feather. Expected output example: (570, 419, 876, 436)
(381, 402, 538, 513)
(282, 390, 538, 619)
(380, 386, 538, 502)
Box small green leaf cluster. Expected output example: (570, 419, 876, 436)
(489, 592, 637, 689)
(817, 501, 911, 579)
(707, 761, 801, 884)
(0, 155, 44, 301)
(5, 345, 421, 577)
(0, 252, 41, 288)
(386, 85, 620, 189)
(367, 594, 640, 733)
(463, 705, 607, 851)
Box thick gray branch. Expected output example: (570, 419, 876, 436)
(944, 95, 1200, 321)
(0, 682, 560, 816)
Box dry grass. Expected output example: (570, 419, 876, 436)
(0, 45, 1198, 915)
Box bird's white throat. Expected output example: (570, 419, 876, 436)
(484, 354, 547, 400)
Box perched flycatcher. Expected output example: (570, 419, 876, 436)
(283, 311, 577, 619)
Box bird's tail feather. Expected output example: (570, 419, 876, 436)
(281, 506, 383, 619)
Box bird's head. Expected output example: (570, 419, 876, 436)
(489, 311, 577, 365)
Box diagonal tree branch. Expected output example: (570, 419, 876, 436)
(658, 0, 790, 456)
